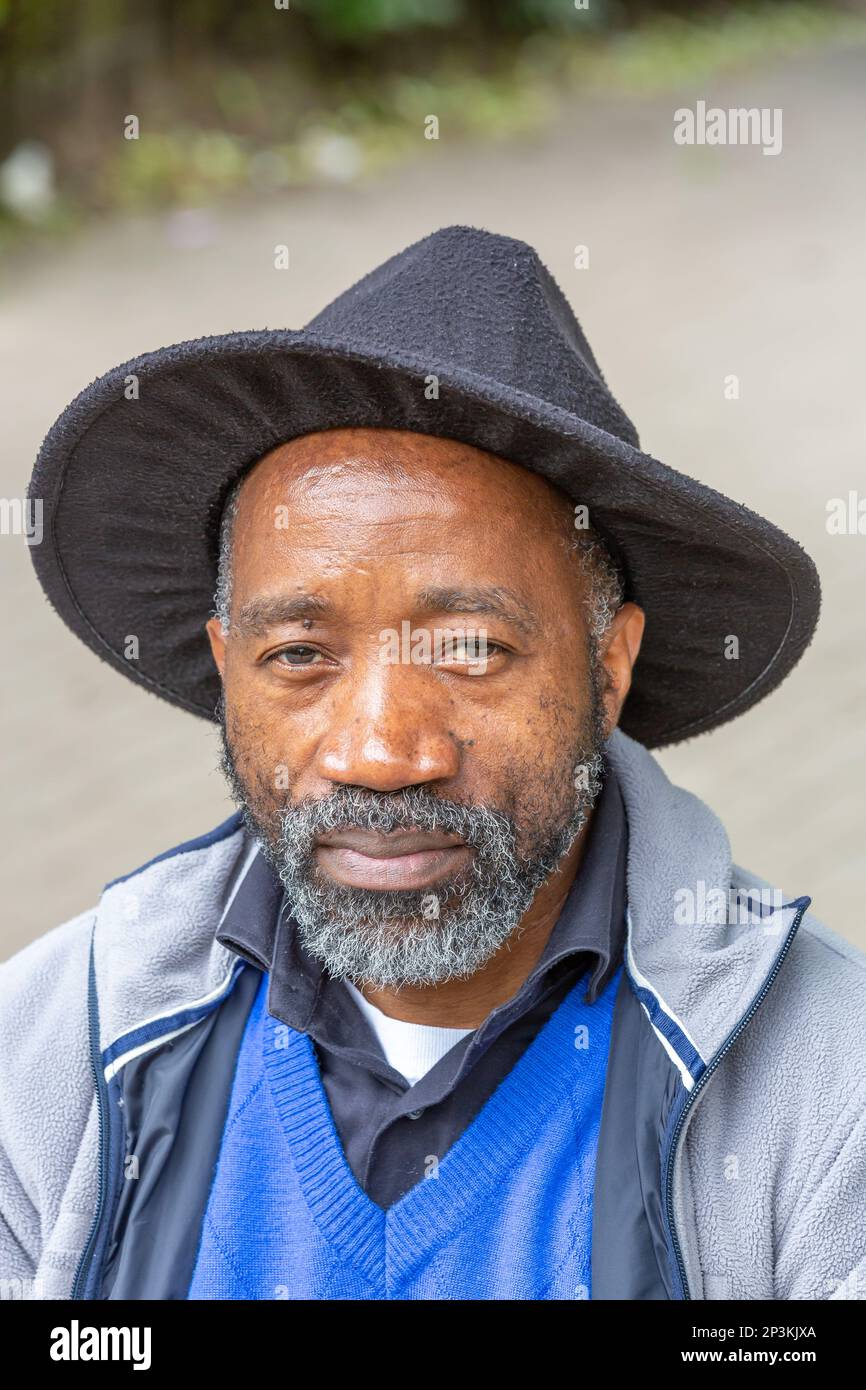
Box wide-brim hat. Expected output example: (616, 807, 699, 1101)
(27, 224, 819, 748)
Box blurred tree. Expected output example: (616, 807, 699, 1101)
(0, 0, 859, 224)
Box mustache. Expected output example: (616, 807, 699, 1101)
(275, 784, 514, 847)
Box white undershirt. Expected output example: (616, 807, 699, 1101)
(344, 980, 476, 1087)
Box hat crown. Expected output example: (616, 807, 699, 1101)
(305, 225, 639, 448)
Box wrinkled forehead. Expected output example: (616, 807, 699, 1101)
(230, 426, 577, 542)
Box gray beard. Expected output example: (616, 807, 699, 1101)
(217, 671, 607, 990)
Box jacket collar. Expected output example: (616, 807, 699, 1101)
(605, 728, 809, 1087)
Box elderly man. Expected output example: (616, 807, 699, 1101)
(3, 226, 865, 1302)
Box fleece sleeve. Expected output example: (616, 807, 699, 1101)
(0, 909, 97, 1299)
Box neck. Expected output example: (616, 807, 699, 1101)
(356, 809, 594, 1028)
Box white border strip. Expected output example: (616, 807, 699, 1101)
(100, 957, 242, 1068)
(99, 841, 260, 1052)
(626, 911, 705, 1060)
(104, 1019, 204, 1084)
(641, 1008, 696, 1092)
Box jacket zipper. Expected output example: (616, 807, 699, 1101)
(70, 929, 110, 1299)
(664, 896, 810, 1300)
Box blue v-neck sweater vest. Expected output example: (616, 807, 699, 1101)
(187, 961, 622, 1300)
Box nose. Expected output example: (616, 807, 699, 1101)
(313, 661, 463, 793)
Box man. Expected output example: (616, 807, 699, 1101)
(3, 225, 865, 1301)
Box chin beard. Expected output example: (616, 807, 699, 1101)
(216, 663, 607, 990)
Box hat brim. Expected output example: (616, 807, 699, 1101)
(28, 329, 820, 748)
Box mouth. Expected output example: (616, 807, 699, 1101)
(313, 828, 474, 891)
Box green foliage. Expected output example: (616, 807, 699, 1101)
(576, 2, 860, 92)
(1, 0, 864, 237)
(495, 0, 621, 31)
(298, 0, 466, 42)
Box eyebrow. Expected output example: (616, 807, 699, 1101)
(415, 585, 541, 637)
(231, 585, 541, 638)
(232, 593, 331, 636)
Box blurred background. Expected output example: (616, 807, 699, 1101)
(2, 0, 865, 957)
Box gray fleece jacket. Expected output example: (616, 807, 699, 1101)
(1, 728, 864, 1301)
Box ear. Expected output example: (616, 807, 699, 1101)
(205, 616, 227, 680)
(597, 602, 645, 737)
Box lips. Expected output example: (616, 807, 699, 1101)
(314, 828, 473, 891)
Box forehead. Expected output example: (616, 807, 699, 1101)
(231, 427, 573, 540)
(221, 429, 587, 627)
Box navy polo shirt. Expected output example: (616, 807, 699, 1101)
(217, 758, 628, 1210)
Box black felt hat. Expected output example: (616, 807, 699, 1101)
(27, 224, 820, 748)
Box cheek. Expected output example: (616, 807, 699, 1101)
(511, 675, 588, 752)
(225, 686, 267, 748)
(225, 695, 292, 791)
(460, 689, 587, 802)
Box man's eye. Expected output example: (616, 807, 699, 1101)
(442, 640, 500, 659)
(270, 646, 322, 667)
